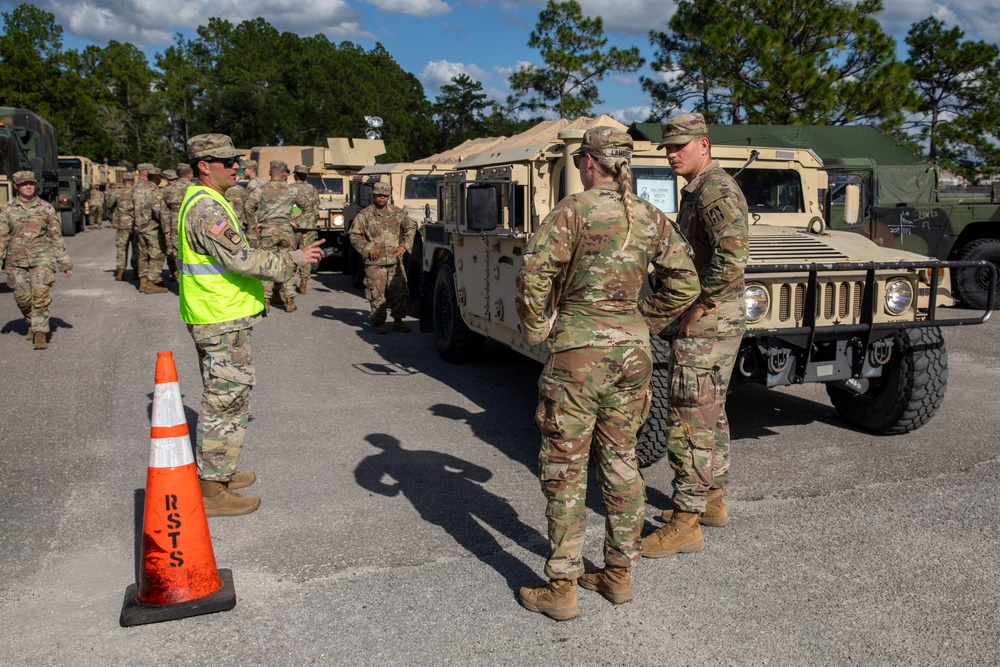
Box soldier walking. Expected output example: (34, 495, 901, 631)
(290, 164, 319, 295)
(244, 160, 299, 312)
(108, 172, 136, 281)
(641, 113, 750, 558)
(348, 181, 416, 334)
(161, 164, 193, 282)
(133, 163, 168, 294)
(514, 127, 700, 620)
(88, 182, 106, 230)
(178, 134, 324, 516)
(0, 171, 74, 350)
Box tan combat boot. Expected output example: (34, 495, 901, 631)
(642, 511, 704, 558)
(138, 276, 148, 292)
(374, 323, 389, 334)
(25, 328, 33, 340)
(142, 280, 169, 294)
(518, 579, 580, 621)
(285, 296, 297, 312)
(661, 488, 730, 527)
(229, 470, 257, 490)
(200, 480, 260, 517)
(578, 564, 632, 604)
(393, 319, 411, 332)
(115, 268, 125, 281)
(297, 277, 308, 295)
(33, 332, 48, 350)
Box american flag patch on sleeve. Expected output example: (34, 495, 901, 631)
(209, 218, 228, 236)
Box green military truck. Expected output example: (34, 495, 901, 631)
(57, 155, 97, 236)
(692, 124, 1000, 309)
(0, 107, 60, 208)
(414, 118, 993, 465)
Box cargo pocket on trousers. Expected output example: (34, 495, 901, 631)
(540, 462, 571, 514)
(535, 376, 566, 440)
(669, 363, 717, 408)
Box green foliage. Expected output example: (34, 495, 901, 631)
(0, 4, 63, 115)
(905, 17, 1000, 181)
(644, 0, 914, 130)
(510, 0, 643, 119)
(433, 74, 490, 150)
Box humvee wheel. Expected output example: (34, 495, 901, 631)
(60, 210, 76, 236)
(433, 259, 485, 362)
(825, 327, 947, 434)
(635, 336, 674, 467)
(953, 238, 1000, 309)
(406, 236, 423, 318)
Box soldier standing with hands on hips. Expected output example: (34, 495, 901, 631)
(178, 134, 324, 516)
(641, 112, 749, 558)
(348, 181, 416, 334)
(514, 127, 700, 620)
(0, 171, 73, 350)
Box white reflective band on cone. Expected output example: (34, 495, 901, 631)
(148, 437, 195, 468)
(152, 382, 186, 427)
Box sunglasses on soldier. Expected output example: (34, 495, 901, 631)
(206, 156, 239, 169)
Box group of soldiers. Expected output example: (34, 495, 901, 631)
(91, 158, 319, 310)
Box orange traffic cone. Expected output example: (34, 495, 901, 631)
(120, 351, 237, 627)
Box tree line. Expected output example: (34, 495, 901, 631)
(1, 1, 998, 182)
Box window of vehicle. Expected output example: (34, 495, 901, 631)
(405, 173, 444, 200)
(729, 168, 805, 213)
(307, 177, 344, 195)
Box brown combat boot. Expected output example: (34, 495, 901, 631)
(374, 323, 389, 334)
(393, 319, 411, 333)
(661, 488, 730, 527)
(115, 268, 125, 281)
(285, 296, 297, 312)
(142, 280, 169, 294)
(297, 277, 308, 295)
(33, 332, 48, 350)
(229, 470, 257, 490)
(25, 328, 33, 340)
(200, 480, 260, 517)
(642, 511, 704, 558)
(519, 579, 580, 621)
(578, 565, 633, 604)
(138, 276, 148, 292)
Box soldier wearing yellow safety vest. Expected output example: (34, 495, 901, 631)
(178, 133, 325, 517)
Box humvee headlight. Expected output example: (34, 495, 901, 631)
(332, 213, 344, 228)
(885, 279, 913, 314)
(743, 284, 769, 323)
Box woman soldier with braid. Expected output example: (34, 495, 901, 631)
(514, 126, 701, 620)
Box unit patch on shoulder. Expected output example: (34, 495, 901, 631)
(223, 228, 242, 245)
(706, 205, 726, 226)
(208, 217, 228, 236)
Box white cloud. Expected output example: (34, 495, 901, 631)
(880, 0, 1000, 44)
(365, 0, 451, 17)
(606, 105, 651, 124)
(421, 60, 490, 94)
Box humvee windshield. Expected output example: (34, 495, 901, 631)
(728, 168, 804, 213)
(307, 177, 343, 195)
(405, 174, 444, 200)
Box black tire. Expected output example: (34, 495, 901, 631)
(635, 335, 674, 467)
(60, 210, 76, 237)
(349, 244, 365, 289)
(406, 236, 423, 319)
(952, 238, 1000, 309)
(825, 327, 947, 434)
(432, 259, 485, 362)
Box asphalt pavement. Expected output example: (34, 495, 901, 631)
(1, 228, 997, 666)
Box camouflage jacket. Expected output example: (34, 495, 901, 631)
(348, 204, 416, 267)
(108, 187, 135, 231)
(289, 181, 320, 230)
(162, 179, 192, 236)
(244, 180, 296, 231)
(0, 196, 73, 271)
(676, 160, 749, 310)
(515, 181, 700, 351)
(181, 185, 309, 339)
(133, 179, 160, 232)
(89, 189, 105, 217)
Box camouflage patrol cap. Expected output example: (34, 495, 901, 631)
(137, 162, 154, 172)
(293, 164, 309, 175)
(12, 170, 36, 184)
(242, 159, 257, 170)
(658, 112, 708, 148)
(270, 160, 289, 173)
(147, 165, 162, 177)
(162, 169, 178, 180)
(372, 181, 391, 195)
(123, 171, 135, 181)
(571, 126, 633, 162)
(186, 133, 243, 160)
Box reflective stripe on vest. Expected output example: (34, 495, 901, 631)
(177, 186, 264, 325)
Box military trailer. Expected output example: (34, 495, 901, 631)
(0, 107, 60, 208)
(415, 118, 993, 465)
(690, 124, 1000, 309)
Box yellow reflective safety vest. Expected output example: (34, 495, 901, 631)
(177, 185, 265, 324)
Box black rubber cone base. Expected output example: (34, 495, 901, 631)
(119, 568, 237, 627)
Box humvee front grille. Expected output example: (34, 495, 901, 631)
(772, 280, 868, 326)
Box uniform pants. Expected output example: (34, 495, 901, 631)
(89, 212, 102, 230)
(666, 301, 745, 513)
(364, 262, 407, 325)
(535, 345, 652, 581)
(138, 227, 166, 283)
(192, 326, 255, 481)
(115, 228, 131, 269)
(295, 230, 318, 280)
(259, 227, 296, 300)
(6, 265, 55, 333)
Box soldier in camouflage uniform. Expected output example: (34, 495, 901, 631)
(641, 112, 750, 559)
(108, 172, 137, 281)
(514, 128, 700, 620)
(244, 160, 299, 312)
(0, 171, 73, 350)
(88, 182, 106, 230)
(179, 134, 324, 516)
(348, 181, 416, 334)
(290, 164, 320, 295)
(226, 159, 263, 248)
(133, 163, 169, 294)
(161, 164, 193, 282)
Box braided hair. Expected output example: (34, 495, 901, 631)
(591, 154, 636, 248)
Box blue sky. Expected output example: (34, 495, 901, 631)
(4, 0, 999, 125)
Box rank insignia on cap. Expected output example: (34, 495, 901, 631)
(209, 218, 228, 236)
